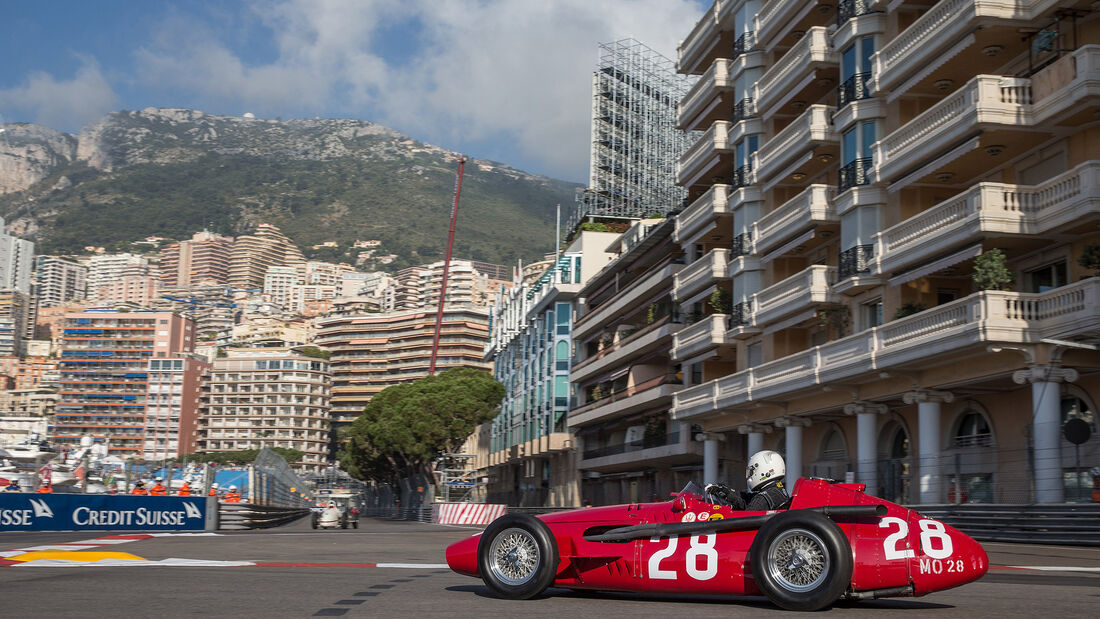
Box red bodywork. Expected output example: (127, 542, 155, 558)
(446, 478, 988, 599)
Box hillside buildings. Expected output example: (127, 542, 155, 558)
(85, 253, 149, 296)
(143, 355, 210, 462)
(159, 230, 233, 288)
(391, 260, 509, 311)
(33, 256, 87, 307)
(315, 308, 491, 430)
(0, 289, 31, 356)
(670, 0, 1100, 504)
(0, 216, 34, 294)
(228, 223, 306, 290)
(483, 231, 620, 506)
(196, 347, 331, 472)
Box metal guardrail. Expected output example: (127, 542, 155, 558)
(218, 503, 311, 530)
(913, 503, 1100, 546)
(361, 507, 433, 523)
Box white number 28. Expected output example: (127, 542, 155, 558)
(880, 517, 953, 560)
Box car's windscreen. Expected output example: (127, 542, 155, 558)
(677, 481, 706, 502)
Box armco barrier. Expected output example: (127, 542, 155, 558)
(0, 494, 217, 531)
(433, 503, 506, 525)
(915, 503, 1100, 546)
(218, 503, 310, 530)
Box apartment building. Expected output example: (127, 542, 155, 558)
(52, 311, 195, 455)
(390, 260, 509, 311)
(569, 219, 726, 505)
(159, 230, 233, 288)
(314, 308, 491, 430)
(0, 216, 34, 294)
(0, 289, 30, 356)
(33, 256, 87, 307)
(0, 355, 59, 390)
(671, 0, 1100, 504)
(227, 223, 306, 290)
(143, 355, 209, 461)
(85, 253, 149, 296)
(483, 231, 620, 507)
(196, 347, 331, 472)
(94, 275, 158, 307)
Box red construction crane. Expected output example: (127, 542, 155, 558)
(429, 156, 466, 374)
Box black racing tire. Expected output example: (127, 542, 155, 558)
(352, 520, 358, 529)
(311, 514, 318, 529)
(749, 510, 853, 611)
(340, 516, 348, 529)
(476, 513, 559, 600)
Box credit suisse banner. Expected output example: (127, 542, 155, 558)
(0, 494, 211, 531)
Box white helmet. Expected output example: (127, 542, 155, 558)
(155, 477, 163, 482)
(211, 483, 219, 489)
(747, 450, 785, 491)
(229, 485, 238, 491)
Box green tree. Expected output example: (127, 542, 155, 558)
(338, 367, 504, 484)
(973, 249, 1014, 291)
(298, 346, 331, 360)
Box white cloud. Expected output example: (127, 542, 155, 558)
(132, 0, 702, 181)
(0, 57, 119, 132)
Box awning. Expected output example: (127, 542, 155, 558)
(888, 244, 982, 286)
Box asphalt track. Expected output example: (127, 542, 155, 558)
(0, 516, 1097, 618)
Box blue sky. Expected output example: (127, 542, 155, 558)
(0, 0, 708, 183)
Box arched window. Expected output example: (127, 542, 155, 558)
(821, 430, 847, 460)
(1061, 394, 1096, 432)
(556, 340, 569, 361)
(953, 412, 992, 448)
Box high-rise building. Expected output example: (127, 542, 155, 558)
(389, 260, 509, 311)
(483, 231, 621, 507)
(314, 308, 491, 430)
(0, 289, 31, 356)
(52, 311, 196, 455)
(228, 223, 306, 290)
(0, 216, 34, 294)
(143, 355, 210, 461)
(670, 0, 1100, 505)
(159, 230, 233, 288)
(93, 275, 158, 307)
(85, 253, 149, 296)
(33, 256, 87, 307)
(263, 265, 301, 309)
(197, 347, 331, 472)
(569, 39, 698, 232)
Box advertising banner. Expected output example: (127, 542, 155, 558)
(0, 494, 212, 532)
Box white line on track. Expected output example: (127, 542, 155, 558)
(1006, 566, 1100, 572)
(375, 563, 450, 569)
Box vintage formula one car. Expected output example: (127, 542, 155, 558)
(446, 478, 988, 611)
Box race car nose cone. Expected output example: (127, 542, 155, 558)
(908, 519, 989, 594)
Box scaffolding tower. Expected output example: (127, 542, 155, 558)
(568, 38, 699, 234)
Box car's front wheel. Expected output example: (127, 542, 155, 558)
(749, 510, 853, 611)
(476, 514, 558, 599)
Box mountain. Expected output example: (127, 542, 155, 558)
(0, 108, 581, 269)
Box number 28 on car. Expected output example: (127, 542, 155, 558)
(446, 478, 988, 611)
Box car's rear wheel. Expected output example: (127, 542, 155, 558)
(476, 514, 558, 599)
(750, 510, 852, 611)
(352, 520, 358, 529)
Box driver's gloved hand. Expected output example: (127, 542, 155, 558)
(705, 483, 745, 509)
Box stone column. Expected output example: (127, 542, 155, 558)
(696, 432, 726, 484)
(775, 418, 812, 484)
(903, 390, 954, 504)
(844, 402, 889, 493)
(737, 423, 772, 457)
(1014, 366, 1078, 503)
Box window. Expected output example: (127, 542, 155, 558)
(862, 298, 883, 329)
(1025, 261, 1067, 293)
(822, 430, 847, 460)
(1062, 395, 1096, 432)
(839, 37, 874, 105)
(690, 362, 703, 385)
(733, 136, 758, 187)
(840, 121, 875, 192)
(954, 412, 992, 448)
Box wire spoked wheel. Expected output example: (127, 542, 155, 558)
(766, 528, 830, 593)
(488, 527, 541, 586)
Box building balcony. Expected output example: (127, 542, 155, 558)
(673, 248, 731, 302)
(571, 321, 681, 384)
(754, 105, 837, 189)
(678, 58, 734, 131)
(750, 265, 838, 328)
(578, 431, 703, 473)
(755, 0, 834, 53)
(675, 184, 731, 245)
(678, 0, 735, 75)
(753, 184, 837, 255)
(876, 161, 1100, 277)
(569, 377, 682, 428)
(671, 314, 732, 362)
(674, 279, 1100, 421)
(574, 262, 684, 341)
(677, 121, 734, 188)
(874, 0, 1062, 96)
(754, 27, 838, 118)
(490, 432, 574, 467)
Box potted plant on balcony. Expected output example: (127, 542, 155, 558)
(708, 288, 732, 314)
(893, 302, 927, 320)
(1077, 242, 1100, 277)
(973, 249, 1014, 291)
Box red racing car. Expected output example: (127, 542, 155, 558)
(446, 478, 988, 611)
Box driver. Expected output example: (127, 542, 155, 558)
(706, 450, 790, 511)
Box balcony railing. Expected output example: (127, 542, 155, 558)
(839, 244, 874, 279)
(677, 121, 733, 186)
(678, 58, 732, 130)
(753, 265, 838, 327)
(732, 231, 753, 257)
(674, 249, 731, 302)
(730, 301, 752, 327)
(837, 0, 874, 26)
(675, 184, 731, 244)
(755, 27, 836, 114)
(732, 97, 755, 123)
(733, 31, 756, 58)
(837, 72, 871, 107)
(671, 314, 730, 361)
(754, 184, 836, 254)
(582, 431, 681, 460)
(571, 373, 679, 417)
(755, 105, 837, 184)
(732, 163, 753, 188)
(838, 157, 873, 193)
